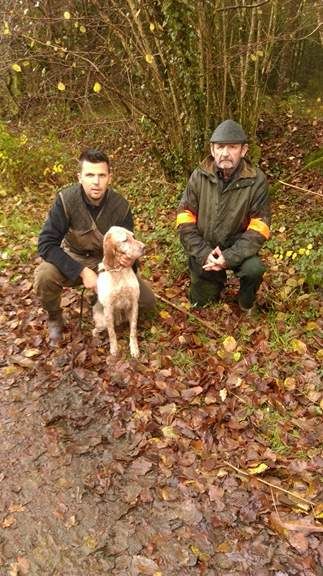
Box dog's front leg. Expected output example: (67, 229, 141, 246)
(92, 301, 107, 337)
(105, 305, 118, 356)
(128, 300, 139, 358)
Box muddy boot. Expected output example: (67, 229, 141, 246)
(47, 311, 64, 346)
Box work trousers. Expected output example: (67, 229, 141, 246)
(189, 255, 266, 308)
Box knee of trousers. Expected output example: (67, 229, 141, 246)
(34, 261, 65, 295)
(138, 277, 156, 310)
(189, 277, 222, 306)
(238, 257, 266, 280)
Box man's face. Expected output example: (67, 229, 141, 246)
(210, 143, 248, 173)
(78, 160, 111, 204)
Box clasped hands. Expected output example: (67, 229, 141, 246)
(203, 246, 227, 272)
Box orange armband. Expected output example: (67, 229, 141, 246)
(176, 210, 197, 227)
(247, 218, 270, 240)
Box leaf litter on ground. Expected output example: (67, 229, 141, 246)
(0, 114, 322, 575)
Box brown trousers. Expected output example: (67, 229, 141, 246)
(34, 260, 156, 315)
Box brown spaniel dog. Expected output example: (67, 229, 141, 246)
(93, 226, 145, 358)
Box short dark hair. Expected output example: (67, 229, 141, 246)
(79, 148, 110, 168)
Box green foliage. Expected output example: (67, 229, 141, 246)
(123, 176, 187, 280)
(266, 219, 323, 290)
(0, 211, 39, 270)
(259, 407, 290, 454)
(0, 122, 70, 192)
(171, 349, 195, 369)
(248, 142, 262, 166)
(303, 148, 323, 175)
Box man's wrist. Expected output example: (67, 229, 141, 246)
(80, 266, 88, 278)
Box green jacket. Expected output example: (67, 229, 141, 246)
(177, 156, 271, 268)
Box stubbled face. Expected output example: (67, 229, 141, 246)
(78, 160, 111, 205)
(210, 143, 248, 174)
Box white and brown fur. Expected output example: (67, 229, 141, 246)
(93, 226, 145, 358)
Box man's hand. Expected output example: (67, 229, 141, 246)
(203, 246, 227, 272)
(80, 267, 98, 290)
(119, 254, 136, 268)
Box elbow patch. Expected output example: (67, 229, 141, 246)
(247, 218, 270, 240)
(176, 210, 197, 227)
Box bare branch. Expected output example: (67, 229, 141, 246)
(216, 0, 270, 12)
(296, 22, 322, 41)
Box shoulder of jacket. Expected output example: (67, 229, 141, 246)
(255, 166, 267, 183)
(105, 187, 130, 209)
(58, 183, 80, 199)
(199, 155, 215, 176)
(107, 186, 128, 201)
(240, 159, 267, 183)
(189, 163, 213, 186)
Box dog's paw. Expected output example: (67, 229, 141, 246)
(130, 343, 139, 358)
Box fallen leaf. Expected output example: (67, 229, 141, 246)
(2, 515, 16, 528)
(316, 348, 323, 361)
(247, 462, 269, 475)
(9, 355, 34, 368)
(291, 339, 307, 354)
(82, 535, 97, 550)
(287, 531, 308, 553)
(181, 386, 203, 400)
(204, 393, 217, 404)
(283, 376, 296, 390)
(159, 310, 171, 319)
(8, 503, 25, 513)
(2, 365, 19, 375)
(222, 336, 237, 352)
(270, 512, 323, 535)
(131, 555, 160, 574)
(23, 348, 40, 358)
(129, 457, 152, 476)
(8, 564, 18, 576)
(190, 545, 210, 562)
(314, 503, 323, 519)
(65, 514, 76, 528)
(219, 388, 227, 402)
(161, 426, 177, 439)
(305, 321, 318, 331)
(93, 81, 102, 93)
(17, 556, 30, 575)
(216, 541, 232, 553)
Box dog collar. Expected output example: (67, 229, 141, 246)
(98, 262, 123, 273)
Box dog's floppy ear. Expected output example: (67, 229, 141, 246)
(103, 233, 116, 269)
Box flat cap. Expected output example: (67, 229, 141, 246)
(210, 119, 247, 143)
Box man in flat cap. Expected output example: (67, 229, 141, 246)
(176, 119, 271, 312)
